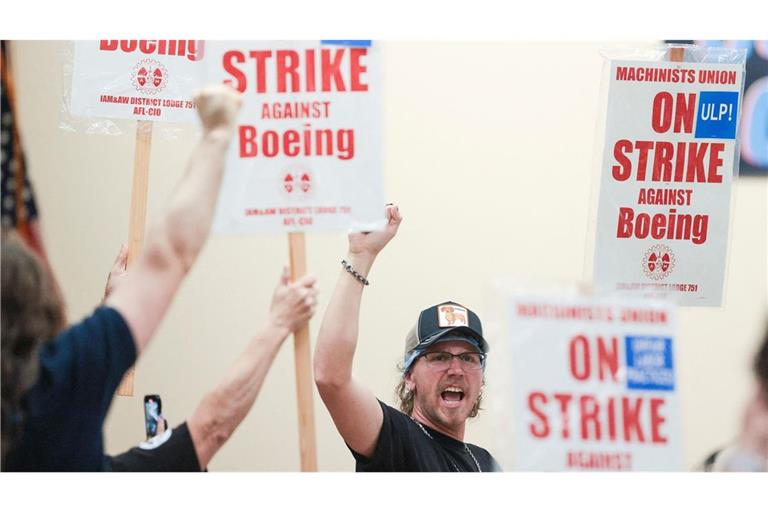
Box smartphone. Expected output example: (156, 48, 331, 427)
(143, 394, 162, 439)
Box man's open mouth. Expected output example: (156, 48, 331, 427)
(440, 386, 465, 406)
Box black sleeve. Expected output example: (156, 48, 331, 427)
(464, 443, 503, 472)
(348, 400, 417, 471)
(37, 305, 137, 417)
(6, 306, 138, 470)
(105, 422, 203, 472)
(487, 451, 504, 472)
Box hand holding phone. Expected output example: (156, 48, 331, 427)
(143, 394, 162, 439)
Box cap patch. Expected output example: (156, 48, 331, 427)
(437, 304, 469, 328)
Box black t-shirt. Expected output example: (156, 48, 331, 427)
(4, 306, 137, 471)
(350, 400, 502, 472)
(105, 422, 203, 472)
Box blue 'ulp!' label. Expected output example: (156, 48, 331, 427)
(695, 91, 739, 139)
(625, 336, 675, 391)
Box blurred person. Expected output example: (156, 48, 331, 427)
(1, 231, 65, 465)
(701, 321, 768, 471)
(313, 205, 501, 471)
(1, 85, 242, 471)
(100, 256, 318, 471)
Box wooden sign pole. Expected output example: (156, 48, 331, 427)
(288, 232, 318, 471)
(117, 120, 153, 397)
(669, 46, 685, 63)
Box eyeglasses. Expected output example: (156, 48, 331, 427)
(421, 351, 486, 371)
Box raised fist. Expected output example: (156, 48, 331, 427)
(194, 84, 242, 133)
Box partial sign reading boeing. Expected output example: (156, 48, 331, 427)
(70, 40, 207, 123)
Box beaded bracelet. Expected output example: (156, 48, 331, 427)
(341, 259, 370, 286)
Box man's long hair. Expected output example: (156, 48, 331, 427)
(1, 232, 65, 464)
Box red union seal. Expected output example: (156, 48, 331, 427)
(642, 244, 676, 280)
(280, 165, 313, 199)
(283, 173, 294, 193)
(299, 173, 311, 193)
(131, 59, 168, 95)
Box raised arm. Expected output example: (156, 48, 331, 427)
(102, 244, 127, 304)
(105, 85, 241, 354)
(314, 205, 402, 458)
(187, 266, 318, 469)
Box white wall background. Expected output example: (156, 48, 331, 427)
(9, 40, 767, 471)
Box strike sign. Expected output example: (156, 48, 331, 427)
(207, 41, 385, 233)
(593, 60, 745, 306)
(70, 40, 206, 123)
(509, 294, 682, 471)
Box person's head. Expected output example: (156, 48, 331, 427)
(1, 232, 65, 462)
(396, 301, 488, 432)
(754, 318, 768, 404)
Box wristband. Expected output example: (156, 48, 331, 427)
(341, 259, 370, 286)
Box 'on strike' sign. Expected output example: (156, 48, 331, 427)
(593, 60, 745, 306)
(207, 40, 385, 234)
(508, 294, 682, 471)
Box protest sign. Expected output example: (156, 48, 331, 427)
(203, 41, 384, 470)
(593, 58, 745, 306)
(205, 40, 385, 234)
(69, 40, 207, 395)
(70, 40, 206, 123)
(508, 294, 682, 471)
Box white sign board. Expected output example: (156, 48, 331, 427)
(70, 40, 206, 123)
(509, 294, 682, 471)
(593, 60, 744, 306)
(207, 40, 385, 233)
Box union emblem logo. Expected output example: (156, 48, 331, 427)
(283, 173, 294, 193)
(642, 244, 676, 281)
(280, 168, 313, 197)
(299, 173, 311, 193)
(131, 59, 168, 95)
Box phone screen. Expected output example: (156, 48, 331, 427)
(143, 395, 162, 439)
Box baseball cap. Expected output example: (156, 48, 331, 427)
(402, 301, 489, 373)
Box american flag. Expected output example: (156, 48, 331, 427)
(1, 40, 49, 263)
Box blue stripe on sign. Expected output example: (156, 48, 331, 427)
(321, 40, 372, 47)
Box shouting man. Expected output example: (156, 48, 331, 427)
(314, 205, 501, 471)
